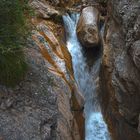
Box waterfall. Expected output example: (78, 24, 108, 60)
(63, 13, 110, 140)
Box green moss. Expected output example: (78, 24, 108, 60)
(0, 51, 27, 87)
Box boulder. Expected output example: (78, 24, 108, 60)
(76, 6, 100, 48)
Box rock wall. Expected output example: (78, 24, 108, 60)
(0, 29, 82, 140)
(32, 17, 84, 140)
(0, 1, 84, 140)
(100, 0, 140, 140)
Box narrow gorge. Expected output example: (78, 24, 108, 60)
(63, 13, 109, 140)
(0, 0, 140, 140)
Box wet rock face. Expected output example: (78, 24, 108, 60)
(76, 6, 100, 48)
(100, 0, 140, 140)
(32, 19, 84, 139)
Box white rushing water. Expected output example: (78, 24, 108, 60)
(63, 13, 110, 140)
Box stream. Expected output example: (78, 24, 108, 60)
(63, 13, 110, 140)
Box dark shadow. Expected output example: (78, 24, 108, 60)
(81, 43, 102, 71)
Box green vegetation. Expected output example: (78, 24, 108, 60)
(0, 0, 31, 87)
(0, 51, 27, 87)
